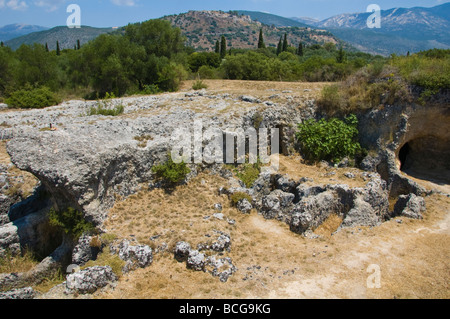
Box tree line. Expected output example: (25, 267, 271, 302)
(0, 21, 383, 108)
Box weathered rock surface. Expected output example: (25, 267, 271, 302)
(110, 239, 153, 273)
(71, 233, 101, 266)
(0, 287, 35, 299)
(393, 194, 426, 219)
(65, 266, 117, 294)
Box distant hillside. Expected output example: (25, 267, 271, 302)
(5, 26, 115, 50)
(313, 2, 450, 55)
(236, 10, 308, 27)
(162, 10, 342, 51)
(0, 24, 48, 42)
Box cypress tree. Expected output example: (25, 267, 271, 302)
(282, 33, 288, 52)
(276, 36, 282, 55)
(257, 28, 265, 49)
(215, 40, 220, 54)
(77, 39, 81, 50)
(336, 46, 346, 63)
(56, 41, 61, 56)
(0, 41, 3, 47)
(45, 43, 49, 52)
(297, 42, 304, 56)
(220, 35, 227, 59)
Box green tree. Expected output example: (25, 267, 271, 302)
(56, 41, 60, 56)
(0, 42, 3, 47)
(297, 42, 304, 56)
(336, 46, 346, 63)
(124, 19, 185, 58)
(282, 33, 288, 52)
(276, 36, 283, 55)
(258, 29, 266, 49)
(77, 39, 81, 50)
(215, 40, 220, 54)
(45, 43, 49, 52)
(220, 35, 227, 59)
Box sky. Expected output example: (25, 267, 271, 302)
(0, 0, 448, 28)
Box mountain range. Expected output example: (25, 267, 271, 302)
(2, 2, 450, 55)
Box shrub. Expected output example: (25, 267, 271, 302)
(236, 163, 261, 188)
(192, 79, 208, 90)
(48, 207, 95, 239)
(296, 114, 364, 163)
(88, 93, 124, 116)
(152, 155, 191, 186)
(230, 192, 253, 207)
(6, 86, 60, 109)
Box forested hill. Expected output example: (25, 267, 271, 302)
(161, 10, 342, 51)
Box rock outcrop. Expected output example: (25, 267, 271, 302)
(65, 266, 117, 294)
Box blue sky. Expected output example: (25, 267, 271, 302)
(0, 0, 448, 28)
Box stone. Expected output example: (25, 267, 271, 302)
(186, 250, 206, 271)
(65, 266, 117, 294)
(205, 256, 237, 283)
(174, 241, 191, 262)
(236, 198, 252, 214)
(210, 234, 231, 252)
(110, 239, 153, 272)
(71, 233, 101, 266)
(213, 203, 223, 211)
(393, 194, 426, 219)
(0, 287, 35, 299)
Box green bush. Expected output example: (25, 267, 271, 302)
(152, 155, 191, 186)
(6, 86, 60, 109)
(88, 93, 124, 116)
(296, 114, 364, 163)
(48, 207, 95, 239)
(192, 79, 208, 90)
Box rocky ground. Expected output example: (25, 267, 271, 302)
(0, 80, 448, 299)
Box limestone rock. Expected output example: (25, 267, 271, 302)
(0, 287, 35, 299)
(393, 194, 426, 219)
(65, 266, 117, 294)
(71, 233, 101, 266)
(174, 241, 192, 262)
(236, 198, 252, 214)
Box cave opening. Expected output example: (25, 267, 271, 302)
(399, 142, 410, 171)
(397, 136, 450, 185)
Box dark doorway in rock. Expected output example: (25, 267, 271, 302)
(399, 142, 410, 171)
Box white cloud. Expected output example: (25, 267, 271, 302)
(0, 0, 28, 10)
(33, 0, 66, 12)
(111, 0, 136, 6)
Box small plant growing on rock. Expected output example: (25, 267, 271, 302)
(48, 207, 95, 240)
(152, 155, 191, 186)
(230, 192, 253, 207)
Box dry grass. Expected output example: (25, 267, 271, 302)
(278, 154, 367, 188)
(0, 250, 39, 274)
(98, 162, 450, 299)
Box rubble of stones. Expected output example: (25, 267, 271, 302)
(174, 231, 237, 283)
(220, 167, 428, 236)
